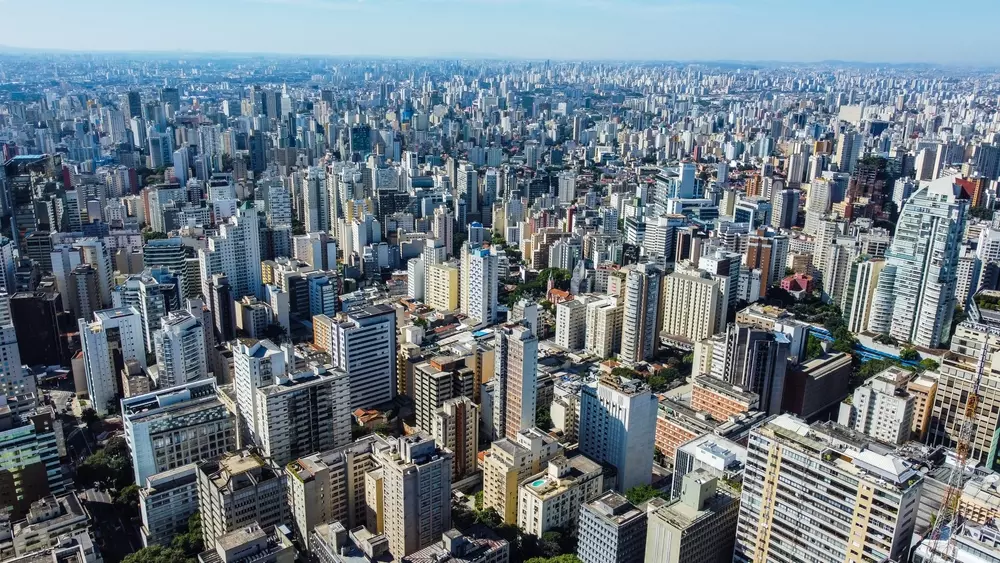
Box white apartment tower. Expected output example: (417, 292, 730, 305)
(868, 177, 969, 348)
(461, 244, 499, 326)
(79, 307, 147, 415)
(578, 375, 658, 492)
(153, 311, 208, 389)
(328, 305, 397, 410)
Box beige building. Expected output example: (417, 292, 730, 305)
(735, 415, 922, 563)
(426, 262, 460, 312)
(482, 428, 562, 525)
(374, 434, 453, 559)
(907, 373, 938, 442)
(285, 435, 390, 550)
(555, 298, 588, 351)
(584, 296, 622, 359)
(197, 451, 289, 549)
(660, 264, 723, 348)
(517, 454, 603, 537)
(644, 471, 738, 563)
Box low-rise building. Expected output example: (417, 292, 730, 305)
(197, 451, 289, 549)
(401, 527, 509, 563)
(576, 492, 647, 563)
(482, 428, 563, 525)
(645, 470, 739, 563)
(517, 453, 603, 537)
(197, 522, 296, 563)
(11, 494, 91, 556)
(139, 464, 199, 547)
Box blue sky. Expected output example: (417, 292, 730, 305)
(2, 0, 998, 64)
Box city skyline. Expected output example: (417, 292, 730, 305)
(2, 0, 999, 65)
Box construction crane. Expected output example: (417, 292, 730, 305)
(926, 322, 1000, 558)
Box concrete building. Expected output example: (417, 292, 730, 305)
(285, 434, 389, 550)
(153, 311, 208, 389)
(869, 177, 968, 348)
(671, 434, 746, 499)
(197, 451, 289, 549)
(426, 262, 460, 311)
(482, 428, 563, 525)
(517, 453, 603, 537)
(585, 297, 622, 358)
(198, 205, 263, 301)
(401, 527, 509, 563)
(328, 305, 398, 410)
(79, 307, 146, 415)
(461, 245, 499, 326)
(660, 264, 723, 349)
(139, 464, 199, 547)
(838, 366, 915, 445)
(413, 358, 457, 435)
(715, 322, 789, 416)
(10, 494, 92, 557)
(123, 379, 235, 485)
(645, 470, 739, 563)
(254, 364, 353, 466)
(0, 292, 31, 398)
(433, 397, 479, 482)
(555, 298, 587, 351)
(734, 415, 923, 563)
(620, 263, 662, 364)
(492, 322, 538, 440)
(374, 434, 453, 558)
(844, 258, 885, 333)
(578, 375, 657, 492)
(232, 339, 287, 449)
(0, 398, 66, 519)
(576, 492, 647, 563)
(196, 522, 296, 563)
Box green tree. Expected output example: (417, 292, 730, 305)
(538, 531, 563, 558)
(805, 334, 825, 360)
(142, 231, 168, 243)
(919, 358, 941, 372)
(899, 348, 920, 361)
(122, 546, 195, 563)
(535, 405, 553, 430)
(81, 408, 100, 427)
(625, 484, 663, 505)
(171, 513, 203, 556)
(115, 484, 140, 515)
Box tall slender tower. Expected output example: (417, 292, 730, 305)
(493, 322, 538, 440)
(620, 263, 663, 365)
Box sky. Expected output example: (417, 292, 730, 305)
(1, 0, 999, 65)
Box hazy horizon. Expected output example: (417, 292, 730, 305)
(2, 0, 999, 66)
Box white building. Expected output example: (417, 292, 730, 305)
(838, 366, 915, 445)
(233, 339, 287, 447)
(139, 464, 200, 547)
(327, 305, 397, 410)
(585, 297, 622, 359)
(152, 311, 207, 389)
(868, 177, 969, 348)
(462, 245, 499, 326)
(255, 364, 353, 466)
(517, 454, 603, 537)
(578, 375, 658, 492)
(0, 293, 31, 397)
(122, 378, 234, 485)
(199, 205, 263, 300)
(79, 307, 146, 415)
(555, 298, 588, 351)
(660, 264, 724, 348)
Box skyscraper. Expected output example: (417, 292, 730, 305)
(717, 323, 789, 416)
(79, 307, 147, 415)
(0, 293, 30, 398)
(578, 374, 658, 492)
(433, 396, 479, 482)
(620, 263, 663, 364)
(660, 264, 723, 349)
(868, 176, 968, 347)
(492, 322, 538, 440)
(199, 204, 263, 300)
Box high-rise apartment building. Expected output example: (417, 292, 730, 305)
(660, 264, 723, 349)
(327, 305, 397, 410)
(374, 434, 453, 558)
(0, 293, 30, 397)
(199, 205, 263, 300)
(492, 322, 538, 440)
(578, 375, 657, 492)
(869, 176, 968, 348)
(254, 364, 353, 466)
(197, 451, 289, 549)
(79, 307, 146, 415)
(123, 379, 234, 485)
(152, 311, 207, 389)
(585, 296, 622, 359)
(716, 323, 789, 416)
(285, 434, 390, 549)
(843, 258, 885, 333)
(735, 415, 922, 563)
(461, 244, 499, 326)
(433, 396, 479, 482)
(139, 464, 199, 547)
(620, 263, 662, 364)
(555, 298, 588, 351)
(0, 398, 66, 519)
